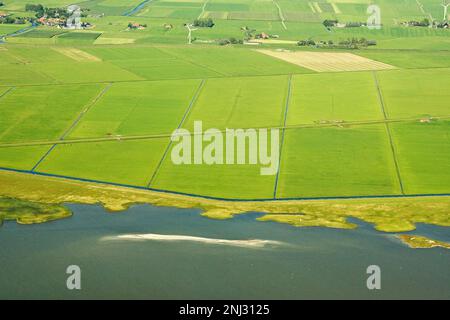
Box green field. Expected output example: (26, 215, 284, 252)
(0, 84, 104, 142)
(277, 125, 402, 198)
(378, 68, 450, 118)
(37, 139, 170, 186)
(287, 72, 383, 125)
(182, 75, 289, 131)
(0, 0, 449, 200)
(68, 79, 203, 138)
(391, 121, 450, 195)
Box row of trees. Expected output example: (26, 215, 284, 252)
(402, 18, 448, 28)
(402, 18, 430, 27)
(218, 37, 243, 45)
(0, 15, 30, 24)
(298, 37, 377, 49)
(323, 19, 367, 28)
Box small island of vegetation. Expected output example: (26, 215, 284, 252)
(397, 235, 450, 249)
(0, 196, 71, 226)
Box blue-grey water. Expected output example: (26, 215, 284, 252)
(0, 204, 449, 299)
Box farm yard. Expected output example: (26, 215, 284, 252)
(0, 0, 449, 201)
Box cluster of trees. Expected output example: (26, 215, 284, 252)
(25, 3, 44, 12)
(339, 38, 377, 48)
(0, 2, 4, 7)
(241, 25, 256, 40)
(25, 3, 87, 19)
(127, 22, 147, 29)
(193, 18, 214, 28)
(297, 39, 319, 46)
(323, 19, 367, 28)
(402, 18, 430, 27)
(401, 19, 448, 28)
(218, 37, 243, 45)
(436, 21, 449, 28)
(0, 16, 30, 24)
(298, 37, 376, 49)
(323, 19, 338, 28)
(345, 21, 366, 28)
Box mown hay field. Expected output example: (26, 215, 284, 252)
(257, 50, 396, 72)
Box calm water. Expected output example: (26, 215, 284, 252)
(0, 204, 449, 299)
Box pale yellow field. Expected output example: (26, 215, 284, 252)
(52, 47, 101, 62)
(313, 2, 323, 13)
(94, 37, 136, 45)
(248, 39, 298, 44)
(257, 50, 396, 72)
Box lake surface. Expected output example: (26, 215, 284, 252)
(0, 204, 449, 299)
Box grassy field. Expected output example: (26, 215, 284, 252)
(391, 121, 450, 195)
(0, 145, 50, 170)
(277, 125, 401, 198)
(68, 79, 203, 138)
(287, 72, 384, 125)
(182, 75, 289, 130)
(37, 139, 170, 186)
(0, 0, 448, 202)
(0, 84, 104, 142)
(378, 68, 450, 118)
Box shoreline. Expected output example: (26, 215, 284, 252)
(0, 170, 449, 233)
(1, 166, 449, 203)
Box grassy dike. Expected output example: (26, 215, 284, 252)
(0, 170, 449, 233)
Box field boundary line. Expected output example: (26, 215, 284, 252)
(373, 71, 405, 195)
(2, 23, 37, 39)
(1, 166, 449, 203)
(30, 145, 57, 172)
(60, 82, 112, 140)
(273, 0, 288, 30)
(26, 63, 62, 84)
(0, 87, 15, 100)
(415, 0, 434, 22)
(146, 79, 206, 188)
(3, 115, 450, 149)
(273, 74, 292, 199)
(157, 47, 228, 77)
(30, 83, 112, 172)
(198, 0, 210, 19)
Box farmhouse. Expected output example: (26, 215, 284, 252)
(38, 17, 65, 27)
(0, 11, 8, 18)
(128, 22, 147, 30)
(256, 32, 270, 39)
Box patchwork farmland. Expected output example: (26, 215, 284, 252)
(0, 0, 449, 201)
